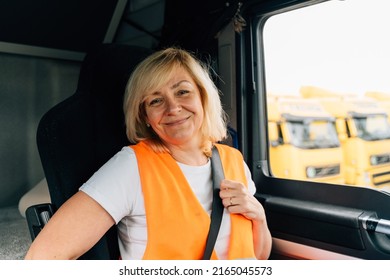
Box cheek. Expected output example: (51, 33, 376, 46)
(145, 108, 162, 125)
(186, 95, 203, 114)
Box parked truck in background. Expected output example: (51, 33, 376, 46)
(267, 94, 344, 184)
(301, 86, 390, 189)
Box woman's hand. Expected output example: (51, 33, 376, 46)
(220, 179, 272, 259)
(219, 179, 266, 222)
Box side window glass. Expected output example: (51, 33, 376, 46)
(263, 0, 390, 191)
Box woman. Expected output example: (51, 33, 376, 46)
(25, 47, 272, 260)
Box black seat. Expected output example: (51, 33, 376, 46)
(26, 43, 152, 259)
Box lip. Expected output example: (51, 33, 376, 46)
(163, 116, 191, 126)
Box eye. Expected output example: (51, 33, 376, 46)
(177, 89, 190, 96)
(148, 97, 164, 107)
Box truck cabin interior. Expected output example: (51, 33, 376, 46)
(2, 0, 390, 263)
(0, 0, 251, 260)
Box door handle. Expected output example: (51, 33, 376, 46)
(360, 213, 390, 256)
(361, 214, 390, 235)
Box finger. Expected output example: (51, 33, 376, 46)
(222, 196, 239, 208)
(219, 180, 247, 199)
(220, 179, 242, 190)
(224, 195, 265, 221)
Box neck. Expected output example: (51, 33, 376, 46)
(167, 145, 208, 166)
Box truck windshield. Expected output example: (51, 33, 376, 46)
(354, 115, 390, 141)
(286, 120, 340, 149)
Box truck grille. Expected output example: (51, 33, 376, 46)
(308, 164, 340, 178)
(376, 154, 390, 165)
(372, 171, 390, 186)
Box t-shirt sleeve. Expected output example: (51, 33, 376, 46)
(79, 147, 140, 224)
(243, 160, 257, 195)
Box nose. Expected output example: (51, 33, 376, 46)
(166, 96, 181, 114)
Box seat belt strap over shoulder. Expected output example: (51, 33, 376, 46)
(202, 146, 225, 260)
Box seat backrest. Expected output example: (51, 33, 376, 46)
(36, 43, 152, 259)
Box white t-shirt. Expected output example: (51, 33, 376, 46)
(80, 146, 256, 259)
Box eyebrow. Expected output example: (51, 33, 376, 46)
(144, 80, 193, 100)
(171, 80, 192, 89)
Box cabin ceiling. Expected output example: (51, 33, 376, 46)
(0, 0, 269, 60)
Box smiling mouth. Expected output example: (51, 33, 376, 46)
(164, 116, 191, 126)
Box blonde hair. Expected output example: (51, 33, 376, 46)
(123, 47, 227, 156)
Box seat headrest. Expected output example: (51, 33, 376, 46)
(77, 44, 153, 98)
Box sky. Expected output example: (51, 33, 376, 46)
(263, 0, 390, 96)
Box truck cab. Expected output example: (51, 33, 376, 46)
(301, 86, 390, 189)
(267, 94, 343, 184)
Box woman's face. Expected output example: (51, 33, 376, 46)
(143, 66, 204, 147)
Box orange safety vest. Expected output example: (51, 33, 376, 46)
(132, 140, 256, 260)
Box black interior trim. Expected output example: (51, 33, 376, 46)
(263, 196, 365, 250)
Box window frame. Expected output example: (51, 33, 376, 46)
(236, 0, 390, 259)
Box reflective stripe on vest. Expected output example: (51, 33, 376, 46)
(132, 141, 256, 260)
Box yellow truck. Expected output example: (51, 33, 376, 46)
(267, 94, 344, 184)
(301, 86, 390, 189)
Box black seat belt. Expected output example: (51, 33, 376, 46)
(202, 146, 225, 260)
